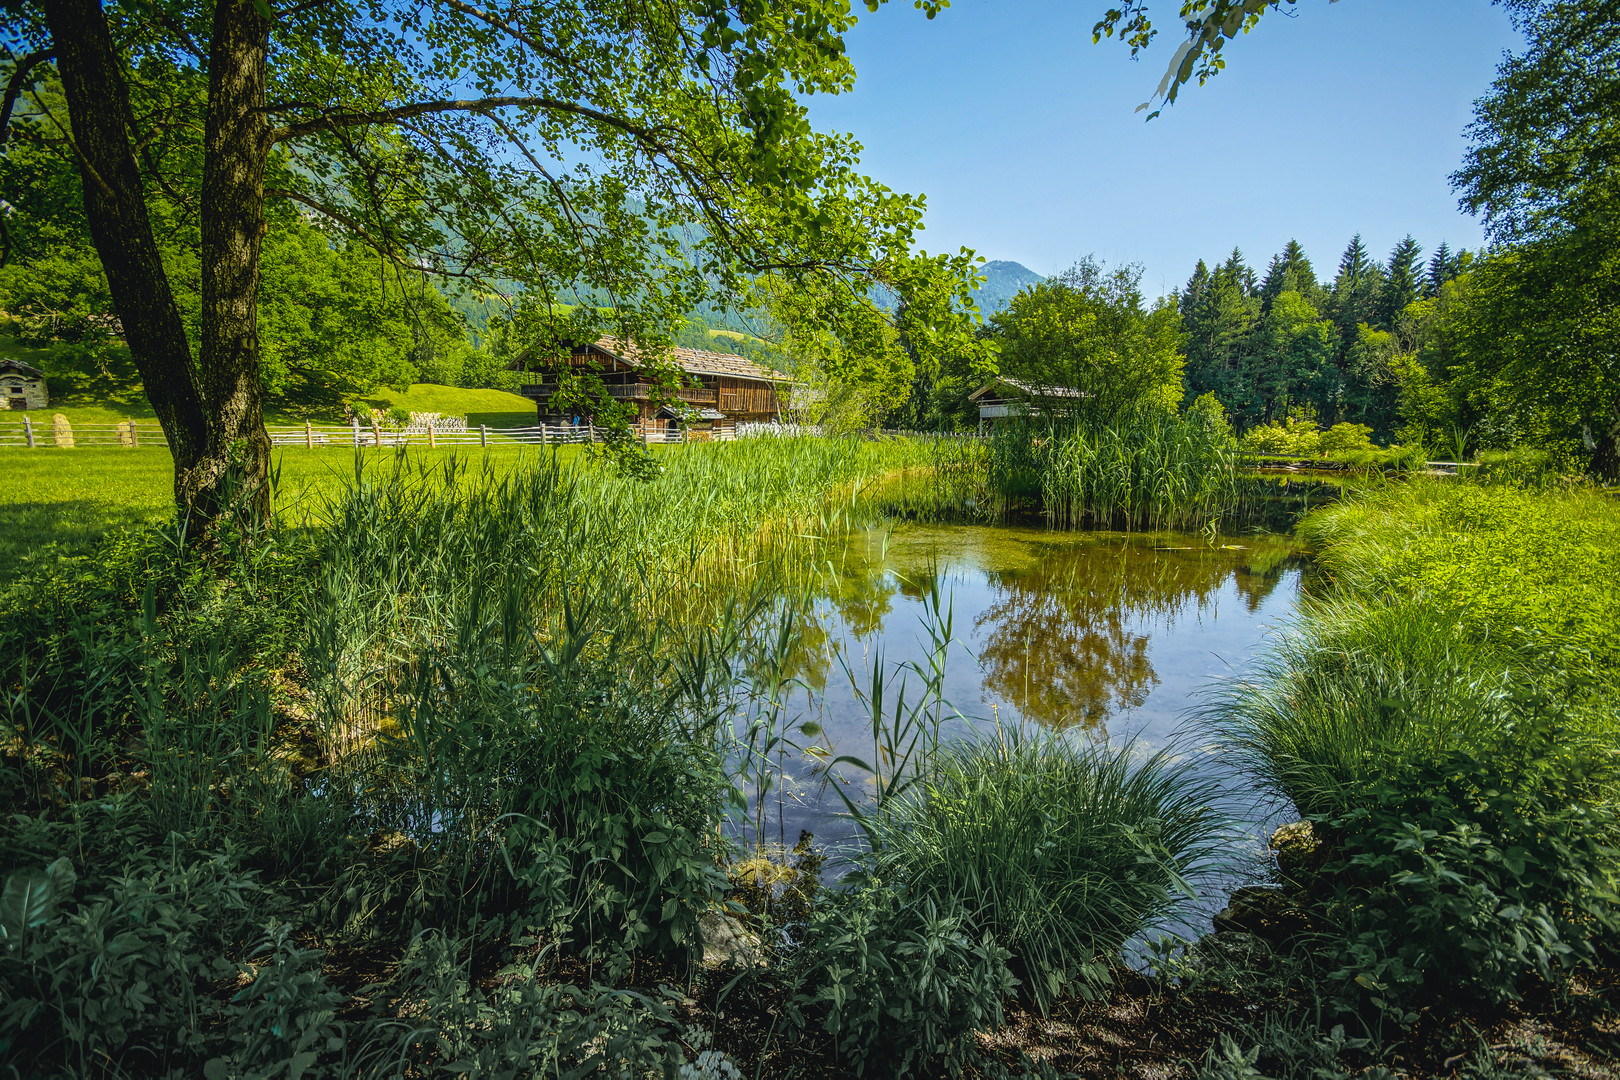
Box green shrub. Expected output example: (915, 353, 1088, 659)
(1241, 420, 1379, 459)
(864, 732, 1224, 1011)
(0, 834, 261, 1076)
(785, 883, 1014, 1078)
(1239, 417, 1324, 457)
(1320, 725, 1620, 1013)
(1316, 423, 1375, 455)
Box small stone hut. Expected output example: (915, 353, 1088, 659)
(0, 358, 46, 410)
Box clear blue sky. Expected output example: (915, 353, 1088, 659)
(806, 0, 1523, 297)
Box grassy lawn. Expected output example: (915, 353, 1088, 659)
(0, 443, 581, 579)
(357, 384, 539, 428)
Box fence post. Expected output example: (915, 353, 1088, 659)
(480, 423, 488, 448)
(371, 416, 381, 447)
(130, 421, 139, 448)
(305, 420, 313, 449)
(427, 422, 435, 449)
(352, 417, 360, 447)
(22, 415, 33, 448)
(588, 423, 595, 444)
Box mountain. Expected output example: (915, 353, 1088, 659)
(970, 261, 1044, 316)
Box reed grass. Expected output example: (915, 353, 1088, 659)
(864, 729, 1225, 1011)
(969, 409, 1253, 530)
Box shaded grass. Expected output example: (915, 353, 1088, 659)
(0, 445, 578, 578)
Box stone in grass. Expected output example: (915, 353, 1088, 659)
(1212, 886, 1313, 948)
(1270, 819, 1323, 881)
(700, 910, 764, 969)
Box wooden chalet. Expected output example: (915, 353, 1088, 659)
(968, 376, 1089, 430)
(515, 337, 787, 437)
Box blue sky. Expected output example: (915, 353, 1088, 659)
(806, 0, 1523, 297)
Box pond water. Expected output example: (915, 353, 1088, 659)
(736, 521, 1308, 862)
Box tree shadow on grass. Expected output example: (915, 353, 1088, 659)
(0, 500, 167, 581)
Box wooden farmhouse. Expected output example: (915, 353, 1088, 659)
(968, 376, 1089, 431)
(515, 337, 788, 437)
(1, 358, 46, 410)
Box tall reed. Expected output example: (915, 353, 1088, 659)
(980, 407, 1252, 530)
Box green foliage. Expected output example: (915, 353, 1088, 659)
(1221, 477, 1620, 1012)
(1321, 728, 1620, 1012)
(982, 404, 1248, 529)
(864, 732, 1223, 1012)
(380, 931, 687, 1078)
(990, 257, 1184, 420)
(785, 884, 1015, 1078)
(0, 829, 261, 1076)
(1444, 0, 1620, 477)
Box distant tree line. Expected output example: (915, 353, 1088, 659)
(1174, 234, 1468, 441)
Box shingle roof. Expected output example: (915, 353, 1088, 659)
(0, 357, 45, 378)
(968, 376, 1089, 401)
(592, 337, 787, 383)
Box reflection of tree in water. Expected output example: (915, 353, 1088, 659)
(774, 537, 903, 696)
(974, 540, 1292, 733)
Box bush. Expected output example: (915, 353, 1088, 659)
(1240, 417, 1324, 457)
(865, 733, 1224, 1011)
(0, 826, 262, 1076)
(1315, 423, 1375, 455)
(785, 883, 1015, 1078)
(1321, 725, 1620, 1012)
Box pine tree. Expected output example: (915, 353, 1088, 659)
(1182, 250, 1262, 424)
(1259, 240, 1321, 312)
(1337, 234, 1374, 284)
(1180, 260, 1210, 323)
(1380, 235, 1424, 326)
(1425, 241, 1460, 297)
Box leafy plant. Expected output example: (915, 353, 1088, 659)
(865, 731, 1224, 1011)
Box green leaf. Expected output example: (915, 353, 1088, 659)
(0, 869, 59, 940)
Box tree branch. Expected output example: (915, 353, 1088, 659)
(272, 94, 662, 145)
(0, 48, 56, 150)
(439, 0, 572, 68)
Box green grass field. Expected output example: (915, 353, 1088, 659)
(356, 384, 539, 428)
(0, 444, 580, 579)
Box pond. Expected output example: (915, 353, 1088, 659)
(733, 521, 1308, 866)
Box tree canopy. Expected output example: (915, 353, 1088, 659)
(990, 258, 1184, 420)
(3, 0, 987, 526)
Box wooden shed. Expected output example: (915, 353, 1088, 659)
(515, 337, 787, 437)
(0, 358, 46, 410)
(968, 376, 1089, 431)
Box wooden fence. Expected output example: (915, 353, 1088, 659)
(0, 416, 998, 450)
(0, 416, 726, 449)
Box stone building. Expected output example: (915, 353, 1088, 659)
(0, 358, 46, 410)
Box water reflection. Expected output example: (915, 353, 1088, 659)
(805, 527, 1298, 735)
(732, 523, 1304, 848)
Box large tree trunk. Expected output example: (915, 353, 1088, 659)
(194, 0, 274, 525)
(1589, 411, 1620, 483)
(41, 0, 274, 534)
(41, 0, 207, 474)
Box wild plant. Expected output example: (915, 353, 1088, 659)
(863, 729, 1226, 1012)
(980, 406, 1253, 530)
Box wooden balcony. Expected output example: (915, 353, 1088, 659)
(518, 382, 720, 406)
